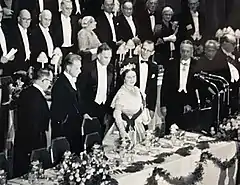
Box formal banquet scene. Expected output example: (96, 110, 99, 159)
(0, 0, 240, 184)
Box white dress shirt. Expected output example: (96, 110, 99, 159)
(124, 15, 136, 37)
(39, 24, 54, 58)
(222, 48, 240, 82)
(148, 11, 155, 32)
(104, 11, 117, 42)
(74, 0, 81, 14)
(178, 58, 191, 93)
(139, 56, 148, 94)
(18, 24, 31, 61)
(64, 71, 77, 90)
(33, 83, 46, 97)
(0, 24, 7, 56)
(61, 14, 72, 47)
(38, 0, 44, 12)
(95, 61, 108, 105)
(190, 11, 201, 40)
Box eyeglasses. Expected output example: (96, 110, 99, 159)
(21, 17, 32, 21)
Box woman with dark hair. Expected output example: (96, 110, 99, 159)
(103, 63, 150, 146)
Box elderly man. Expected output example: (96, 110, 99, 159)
(51, 54, 85, 154)
(30, 9, 58, 70)
(161, 40, 198, 132)
(10, 9, 31, 73)
(136, 0, 161, 42)
(13, 69, 53, 177)
(52, 0, 79, 58)
(116, 0, 139, 42)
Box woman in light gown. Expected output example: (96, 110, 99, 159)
(103, 64, 150, 147)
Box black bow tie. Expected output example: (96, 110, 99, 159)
(149, 12, 154, 16)
(141, 60, 148, 64)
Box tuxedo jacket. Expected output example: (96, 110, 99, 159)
(135, 8, 161, 42)
(79, 60, 114, 113)
(116, 14, 139, 42)
(161, 57, 198, 109)
(15, 86, 50, 151)
(30, 25, 55, 69)
(51, 73, 84, 138)
(95, 11, 117, 48)
(178, 9, 205, 43)
(122, 56, 158, 111)
(52, 13, 79, 52)
(9, 25, 31, 72)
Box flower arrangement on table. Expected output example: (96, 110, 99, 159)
(27, 160, 45, 184)
(56, 145, 118, 185)
(211, 115, 240, 141)
(0, 170, 7, 185)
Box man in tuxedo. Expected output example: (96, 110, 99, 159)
(13, 68, 53, 177)
(161, 40, 198, 133)
(80, 43, 114, 137)
(116, 0, 139, 42)
(136, 0, 161, 42)
(177, 0, 205, 52)
(52, 0, 79, 58)
(10, 9, 31, 73)
(95, 0, 118, 51)
(30, 9, 55, 70)
(51, 54, 84, 154)
(122, 40, 158, 114)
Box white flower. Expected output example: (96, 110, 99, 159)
(75, 173, 79, 178)
(99, 168, 104, 173)
(102, 175, 106, 179)
(82, 161, 87, 165)
(86, 174, 91, 179)
(76, 177, 81, 182)
(69, 175, 74, 181)
(59, 168, 64, 174)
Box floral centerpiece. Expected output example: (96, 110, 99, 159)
(0, 170, 7, 185)
(212, 115, 240, 141)
(56, 145, 118, 185)
(27, 160, 44, 184)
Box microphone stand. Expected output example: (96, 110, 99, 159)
(195, 74, 221, 130)
(200, 71, 230, 115)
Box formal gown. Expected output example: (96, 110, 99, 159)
(103, 84, 147, 147)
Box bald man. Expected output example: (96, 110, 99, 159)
(9, 9, 31, 73)
(30, 10, 56, 70)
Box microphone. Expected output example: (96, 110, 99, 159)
(200, 71, 229, 86)
(194, 73, 217, 95)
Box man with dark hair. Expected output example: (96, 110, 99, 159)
(80, 43, 114, 137)
(51, 53, 84, 154)
(13, 68, 53, 177)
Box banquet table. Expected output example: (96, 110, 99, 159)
(8, 132, 239, 185)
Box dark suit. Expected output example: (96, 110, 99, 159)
(161, 58, 198, 132)
(52, 13, 79, 58)
(116, 14, 139, 42)
(95, 11, 117, 50)
(178, 9, 205, 43)
(122, 56, 158, 111)
(136, 8, 161, 42)
(30, 25, 54, 69)
(51, 73, 84, 154)
(13, 85, 50, 177)
(79, 60, 114, 135)
(9, 25, 31, 72)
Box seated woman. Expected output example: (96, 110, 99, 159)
(103, 64, 150, 147)
(78, 16, 101, 61)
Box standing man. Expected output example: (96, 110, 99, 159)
(52, 0, 79, 58)
(122, 40, 158, 115)
(13, 69, 53, 177)
(10, 9, 31, 73)
(51, 54, 84, 154)
(80, 43, 114, 137)
(161, 40, 198, 133)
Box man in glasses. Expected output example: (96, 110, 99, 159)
(13, 68, 53, 177)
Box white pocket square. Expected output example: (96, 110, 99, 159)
(151, 74, 155, 78)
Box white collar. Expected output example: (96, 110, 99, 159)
(64, 71, 77, 83)
(61, 13, 70, 21)
(124, 15, 133, 20)
(18, 24, 27, 33)
(39, 23, 49, 32)
(139, 55, 148, 63)
(97, 60, 107, 69)
(181, 58, 191, 65)
(190, 10, 199, 17)
(33, 83, 46, 96)
(104, 11, 113, 18)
